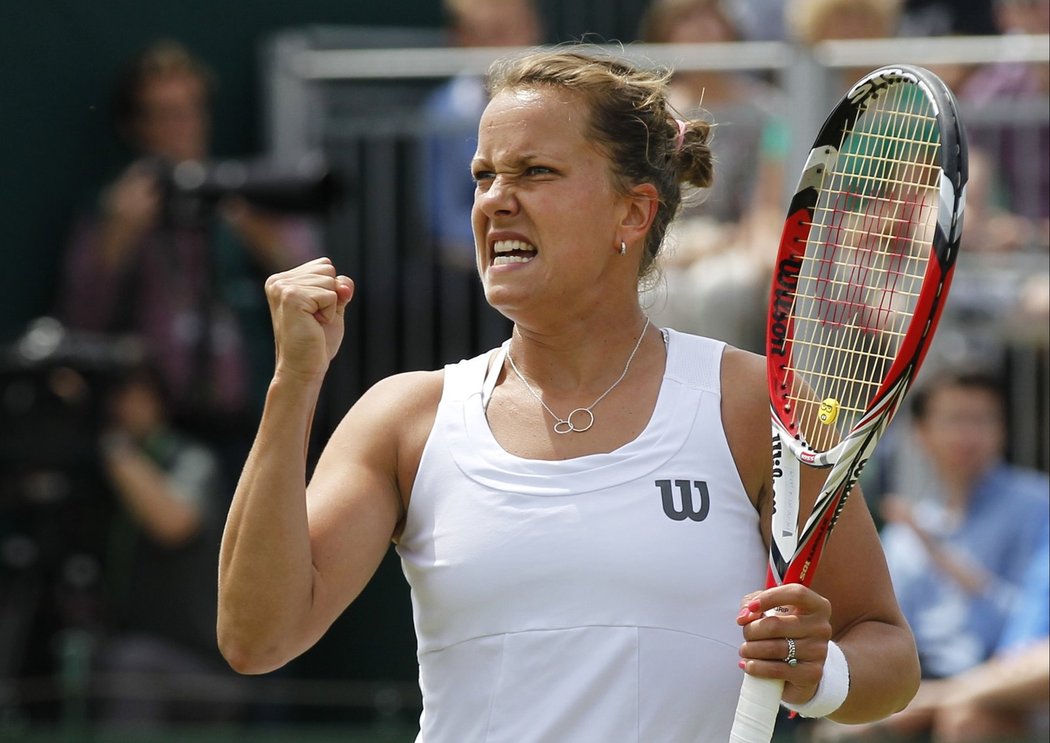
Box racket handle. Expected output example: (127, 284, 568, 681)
(729, 674, 784, 743)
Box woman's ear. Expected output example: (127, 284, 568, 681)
(619, 182, 659, 245)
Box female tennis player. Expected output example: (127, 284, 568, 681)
(217, 48, 920, 741)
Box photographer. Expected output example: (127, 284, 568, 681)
(57, 39, 320, 482)
(94, 360, 239, 728)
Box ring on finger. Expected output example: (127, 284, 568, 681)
(783, 637, 798, 667)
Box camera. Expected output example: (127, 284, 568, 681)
(157, 153, 342, 226)
(0, 318, 144, 479)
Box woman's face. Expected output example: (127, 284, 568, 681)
(664, 8, 736, 44)
(470, 86, 630, 319)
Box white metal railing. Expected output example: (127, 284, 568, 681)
(288, 35, 1050, 80)
(268, 33, 1049, 197)
(263, 30, 1049, 473)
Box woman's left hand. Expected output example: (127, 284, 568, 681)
(736, 583, 833, 706)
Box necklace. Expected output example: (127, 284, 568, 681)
(506, 317, 651, 434)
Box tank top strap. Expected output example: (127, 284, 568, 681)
(440, 342, 509, 408)
(662, 328, 726, 394)
(481, 341, 509, 411)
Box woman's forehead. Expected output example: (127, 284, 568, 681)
(478, 87, 589, 149)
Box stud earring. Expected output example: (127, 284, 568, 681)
(619, 240, 627, 256)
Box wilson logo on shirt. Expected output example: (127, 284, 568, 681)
(656, 479, 710, 522)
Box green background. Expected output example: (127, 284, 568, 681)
(1, 1, 445, 345)
(0, 1, 648, 723)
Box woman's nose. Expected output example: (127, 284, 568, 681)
(476, 175, 519, 217)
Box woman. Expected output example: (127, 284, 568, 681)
(217, 48, 919, 740)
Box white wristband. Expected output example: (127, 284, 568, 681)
(781, 640, 850, 718)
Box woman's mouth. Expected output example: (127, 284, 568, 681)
(492, 239, 537, 265)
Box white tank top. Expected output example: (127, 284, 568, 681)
(397, 329, 766, 742)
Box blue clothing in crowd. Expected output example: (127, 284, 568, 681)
(421, 74, 487, 268)
(880, 462, 1050, 678)
(997, 517, 1050, 653)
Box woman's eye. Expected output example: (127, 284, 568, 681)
(526, 166, 552, 176)
(472, 170, 494, 183)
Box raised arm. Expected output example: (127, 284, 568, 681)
(217, 258, 435, 674)
(723, 348, 920, 722)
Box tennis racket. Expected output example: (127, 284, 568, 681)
(729, 64, 967, 742)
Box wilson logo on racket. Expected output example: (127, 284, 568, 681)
(769, 253, 803, 357)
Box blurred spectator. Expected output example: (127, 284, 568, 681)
(417, 0, 542, 359)
(420, 0, 544, 270)
(57, 40, 319, 479)
(639, 0, 782, 224)
(725, 0, 788, 40)
(911, 637, 1050, 742)
(810, 520, 1049, 742)
(785, 0, 904, 42)
(93, 361, 238, 728)
(784, 0, 904, 83)
(958, 146, 1049, 253)
(923, 514, 1049, 740)
(959, 0, 1050, 233)
(899, 0, 998, 36)
(784, 0, 1047, 255)
(637, 0, 786, 351)
(809, 369, 1049, 741)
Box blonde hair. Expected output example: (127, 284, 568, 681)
(486, 48, 714, 279)
(785, 0, 903, 44)
(638, 0, 741, 43)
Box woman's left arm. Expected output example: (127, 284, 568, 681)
(722, 348, 919, 722)
(811, 484, 920, 721)
(739, 484, 921, 722)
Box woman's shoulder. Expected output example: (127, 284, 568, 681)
(718, 346, 769, 503)
(718, 346, 767, 426)
(360, 369, 445, 417)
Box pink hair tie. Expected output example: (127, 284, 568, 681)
(674, 119, 688, 152)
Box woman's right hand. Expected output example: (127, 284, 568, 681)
(265, 258, 355, 381)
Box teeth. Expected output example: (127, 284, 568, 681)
(493, 239, 535, 254)
(493, 254, 535, 265)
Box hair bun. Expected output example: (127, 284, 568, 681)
(676, 119, 714, 190)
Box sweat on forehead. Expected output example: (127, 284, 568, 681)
(487, 86, 583, 118)
(479, 88, 587, 140)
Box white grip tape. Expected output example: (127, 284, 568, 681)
(729, 674, 784, 743)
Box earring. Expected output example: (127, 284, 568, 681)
(619, 240, 627, 256)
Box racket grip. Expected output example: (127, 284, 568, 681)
(729, 674, 784, 743)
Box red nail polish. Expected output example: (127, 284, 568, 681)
(747, 599, 761, 613)
(738, 660, 746, 670)
(737, 607, 749, 620)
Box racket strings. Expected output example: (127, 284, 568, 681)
(784, 80, 942, 452)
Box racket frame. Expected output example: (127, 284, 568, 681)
(765, 63, 967, 589)
(730, 64, 968, 743)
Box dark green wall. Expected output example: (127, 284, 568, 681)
(0, 0, 650, 344)
(0, 2, 649, 708)
(0, 2, 443, 344)
(0, 0, 445, 714)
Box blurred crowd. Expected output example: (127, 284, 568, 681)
(1, 0, 1047, 739)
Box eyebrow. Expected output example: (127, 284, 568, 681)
(470, 152, 556, 170)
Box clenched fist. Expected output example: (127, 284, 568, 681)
(265, 258, 355, 381)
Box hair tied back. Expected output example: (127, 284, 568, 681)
(674, 118, 688, 152)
